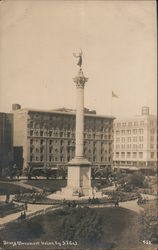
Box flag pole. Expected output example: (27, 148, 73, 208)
(111, 91, 119, 116)
(111, 90, 112, 116)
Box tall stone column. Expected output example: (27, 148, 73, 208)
(66, 68, 92, 197)
(74, 69, 87, 159)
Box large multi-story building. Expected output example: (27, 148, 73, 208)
(113, 107, 157, 170)
(12, 104, 115, 171)
(0, 112, 13, 176)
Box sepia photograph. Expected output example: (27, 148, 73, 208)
(0, 0, 157, 249)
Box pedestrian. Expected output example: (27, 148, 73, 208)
(5, 192, 10, 203)
(25, 202, 28, 211)
(62, 198, 66, 205)
(23, 211, 26, 219)
(20, 212, 23, 221)
(92, 197, 95, 204)
(115, 200, 119, 207)
(88, 197, 91, 204)
(72, 200, 76, 207)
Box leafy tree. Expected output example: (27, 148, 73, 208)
(5, 162, 20, 180)
(126, 172, 145, 188)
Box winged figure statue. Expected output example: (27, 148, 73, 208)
(73, 49, 83, 67)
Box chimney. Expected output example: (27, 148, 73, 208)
(12, 104, 21, 111)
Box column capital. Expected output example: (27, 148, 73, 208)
(73, 68, 88, 89)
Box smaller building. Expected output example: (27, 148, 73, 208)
(113, 107, 157, 171)
(0, 113, 13, 176)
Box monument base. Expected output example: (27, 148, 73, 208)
(66, 157, 92, 197)
(48, 186, 104, 201)
(48, 157, 98, 200)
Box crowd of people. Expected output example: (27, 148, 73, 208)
(137, 194, 147, 205)
(15, 189, 47, 203)
(88, 197, 100, 204)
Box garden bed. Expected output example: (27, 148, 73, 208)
(102, 190, 138, 202)
(0, 207, 142, 249)
(25, 179, 108, 192)
(25, 179, 67, 193)
(0, 182, 33, 195)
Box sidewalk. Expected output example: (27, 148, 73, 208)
(0, 195, 14, 202)
(140, 193, 157, 200)
(0, 203, 52, 226)
(101, 185, 116, 192)
(82, 200, 144, 214)
(119, 200, 144, 214)
(0, 199, 144, 228)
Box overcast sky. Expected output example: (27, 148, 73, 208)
(0, 0, 157, 118)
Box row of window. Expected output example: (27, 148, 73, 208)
(30, 146, 110, 155)
(29, 113, 75, 121)
(29, 130, 75, 138)
(29, 128, 155, 138)
(28, 123, 74, 130)
(115, 136, 144, 143)
(30, 139, 111, 147)
(115, 152, 144, 159)
(85, 134, 112, 139)
(114, 121, 145, 127)
(150, 129, 156, 134)
(115, 152, 155, 159)
(29, 125, 112, 132)
(30, 147, 75, 154)
(150, 136, 155, 142)
(115, 144, 143, 149)
(30, 155, 111, 162)
(115, 144, 155, 150)
(29, 130, 112, 140)
(115, 129, 144, 135)
(30, 139, 75, 145)
(29, 112, 111, 123)
(29, 120, 112, 131)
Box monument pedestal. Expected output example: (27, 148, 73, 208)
(66, 157, 93, 197)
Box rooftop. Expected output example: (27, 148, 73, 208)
(12, 107, 115, 119)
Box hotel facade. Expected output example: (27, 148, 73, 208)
(113, 107, 157, 170)
(12, 105, 115, 171)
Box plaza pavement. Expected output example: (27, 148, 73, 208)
(0, 203, 52, 227)
(0, 196, 146, 227)
(119, 199, 144, 213)
(0, 180, 157, 227)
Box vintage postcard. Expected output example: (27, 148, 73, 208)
(0, 0, 157, 250)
